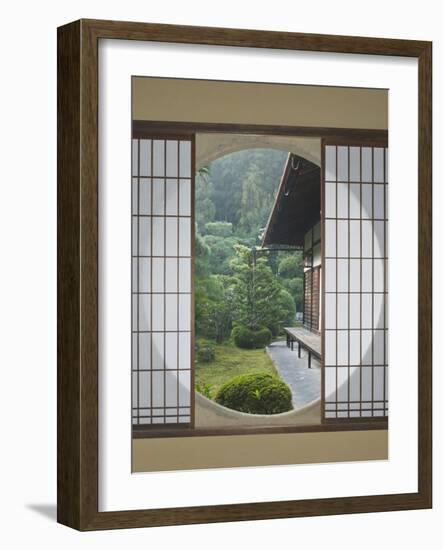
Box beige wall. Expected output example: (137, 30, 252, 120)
(195, 133, 322, 167)
(133, 386, 388, 473)
(133, 77, 388, 130)
(133, 429, 388, 472)
(132, 77, 388, 473)
(195, 392, 321, 428)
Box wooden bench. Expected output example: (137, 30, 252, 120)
(284, 326, 321, 368)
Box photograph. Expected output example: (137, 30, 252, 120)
(130, 77, 389, 472)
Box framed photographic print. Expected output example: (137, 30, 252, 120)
(57, 19, 432, 530)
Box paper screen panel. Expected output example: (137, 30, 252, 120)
(132, 138, 193, 426)
(323, 144, 388, 419)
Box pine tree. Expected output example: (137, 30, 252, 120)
(230, 245, 282, 331)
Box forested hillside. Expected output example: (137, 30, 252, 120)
(195, 149, 304, 345)
(197, 148, 288, 239)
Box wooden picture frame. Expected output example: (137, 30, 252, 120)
(57, 19, 432, 530)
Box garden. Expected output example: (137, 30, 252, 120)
(195, 149, 304, 414)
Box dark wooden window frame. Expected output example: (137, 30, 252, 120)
(58, 19, 432, 530)
(131, 125, 386, 439)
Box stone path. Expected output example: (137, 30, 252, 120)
(267, 340, 321, 409)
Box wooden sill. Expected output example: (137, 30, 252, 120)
(132, 418, 388, 439)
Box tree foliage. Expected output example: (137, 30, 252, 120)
(268, 288, 296, 336)
(281, 277, 304, 312)
(229, 245, 292, 334)
(195, 149, 301, 342)
(195, 170, 216, 232)
(195, 275, 233, 343)
(199, 149, 287, 232)
(278, 254, 304, 279)
(201, 234, 239, 275)
(204, 221, 233, 238)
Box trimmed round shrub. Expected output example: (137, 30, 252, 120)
(215, 372, 293, 414)
(197, 345, 215, 363)
(232, 325, 272, 349)
(196, 339, 215, 363)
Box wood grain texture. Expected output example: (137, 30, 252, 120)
(81, 18, 429, 57)
(79, 18, 100, 528)
(85, 492, 430, 530)
(57, 19, 432, 530)
(57, 20, 81, 529)
(417, 42, 432, 506)
(132, 422, 388, 439)
(133, 120, 389, 141)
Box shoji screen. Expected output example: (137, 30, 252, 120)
(131, 137, 194, 426)
(323, 144, 388, 419)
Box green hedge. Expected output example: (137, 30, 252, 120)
(232, 325, 272, 349)
(215, 372, 293, 414)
